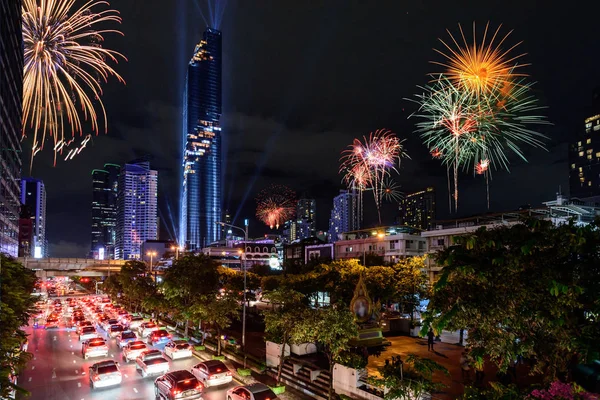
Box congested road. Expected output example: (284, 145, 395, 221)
(18, 296, 238, 400)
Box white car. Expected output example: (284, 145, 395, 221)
(122, 341, 148, 362)
(138, 322, 159, 338)
(128, 317, 145, 330)
(227, 384, 278, 400)
(82, 338, 109, 360)
(164, 340, 193, 360)
(79, 326, 98, 341)
(191, 360, 233, 387)
(89, 360, 122, 389)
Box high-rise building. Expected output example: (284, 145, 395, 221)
(180, 28, 222, 251)
(20, 178, 47, 258)
(297, 198, 316, 239)
(116, 161, 158, 260)
(283, 219, 298, 243)
(0, 0, 24, 257)
(569, 88, 600, 200)
(91, 163, 120, 258)
(398, 187, 436, 230)
(328, 190, 359, 243)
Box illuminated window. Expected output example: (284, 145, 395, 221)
(571, 163, 576, 169)
(579, 167, 583, 172)
(587, 149, 593, 154)
(589, 181, 592, 187)
(588, 155, 593, 160)
(587, 138, 592, 144)
(580, 177, 585, 182)
(578, 141, 582, 146)
(595, 125, 600, 131)
(597, 152, 600, 158)
(579, 151, 584, 157)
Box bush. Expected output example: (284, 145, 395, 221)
(194, 345, 206, 351)
(269, 385, 286, 395)
(212, 355, 225, 361)
(237, 368, 252, 376)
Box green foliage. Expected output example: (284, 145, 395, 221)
(425, 219, 600, 382)
(193, 293, 239, 355)
(461, 383, 523, 400)
(237, 368, 252, 376)
(295, 305, 359, 399)
(369, 354, 449, 400)
(0, 254, 37, 398)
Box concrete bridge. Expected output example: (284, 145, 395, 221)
(20, 258, 128, 279)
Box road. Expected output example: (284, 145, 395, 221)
(18, 300, 238, 400)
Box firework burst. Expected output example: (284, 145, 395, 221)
(340, 129, 409, 224)
(255, 184, 297, 229)
(380, 178, 403, 203)
(22, 0, 126, 167)
(432, 22, 528, 99)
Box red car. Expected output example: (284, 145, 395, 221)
(147, 329, 171, 346)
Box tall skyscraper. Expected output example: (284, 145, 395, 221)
(328, 190, 359, 243)
(91, 163, 120, 258)
(0, 0, 24, 257)
(398, 187, 436, 230)
(180, 28, 222, 251)
(116, 161, 158, 260)
(297, 198, 316, 239)
(569, 88, 600, 200)
(20, 178, 47, 258)
(18, 205, 33, 257)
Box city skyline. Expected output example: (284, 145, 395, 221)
(18, 1, 600, 257)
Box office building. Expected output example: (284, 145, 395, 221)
(0, 0, 23, 257)
(180, 28, 222, 251)
(116, 161, 158, 259)
(20, 178, 47, 258)
(296, 198, 316, 239)
(398, 187, 436, 230)
(91, 164, 120, 259)
(334, 226, 425, 265)
(569, 89, 600, 200)
(328, 190, 359, 243)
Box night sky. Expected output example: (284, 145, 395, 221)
(24, 1, 600, 257)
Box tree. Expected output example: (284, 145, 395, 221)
(117, 260, 154, 312)
(425, 219, 600, 382)
(194, 294, 239, 356)
(295, 305, 359, 400)
(162, 254, 221, 337)
(0, 255, 37, 398)
(370, 355, 449, 400)
(391, 256, 429, 322)
(263, 289, 309, 384)
(101, 274, 122, 299)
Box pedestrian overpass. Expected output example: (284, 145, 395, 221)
(20, 258, 127, 279)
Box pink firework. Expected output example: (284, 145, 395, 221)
(339, 129, 408, 225)
(475, 159, 490, 175)
(255, 184, 297, 229)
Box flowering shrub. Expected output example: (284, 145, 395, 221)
(528, 381, 598, 400)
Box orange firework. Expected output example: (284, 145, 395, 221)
(255, 184, 297, 229)
(432, 22, 528, 98)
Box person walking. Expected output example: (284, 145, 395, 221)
(460, 351, 471, 382)
(427, 328, 435, 352)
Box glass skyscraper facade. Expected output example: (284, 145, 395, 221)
(91, 164, 120, 258)
(20, 178, 47, 258)
(398, 187, 436, 230)
(0, 0, 23, 257)
(180, 28, 222, 250)
(328, 190, 359, 243)
(116, 161, 158, 260)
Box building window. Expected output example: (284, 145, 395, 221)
(589, 181, 592, 187)
(579, 151, 584, 157)
(578, 141, 582, 146)
(571, 163, 576, 169)
(588, 155, 593, 160)
(580, 177, 585, 183)
(436, 238, 445, 246)
(587, 138, 592, 144)
(587, 149, 593, 154)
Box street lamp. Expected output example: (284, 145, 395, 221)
(363, 232, 385, 266)
(170, 245, 182, 260)
(217, 219, 249, 367)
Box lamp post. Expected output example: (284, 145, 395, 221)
(363, 232, 385, 266)
(217, 219, 249, 367)
(147, 251, 157, 277)
(171, 245, 181, 260)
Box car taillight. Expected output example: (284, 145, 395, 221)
(226, 371, 233, 376)
(173, 389, 181, 395)
(209, 375, 216, 379)
(94, 376, 101, 381)
(196, 383, 203, 390)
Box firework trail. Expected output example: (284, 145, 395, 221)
(22, 0, 126, 167)
(255, 184, 297, 229)
(380, 178, 403, 203)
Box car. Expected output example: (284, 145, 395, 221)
(164, 340, 193, 360)
(76, 321, 94, 333)
(108, 324, 124, 338)
(227, 384, 278, 400)
(135, 349, 170, 377)
(82, 338, 109, 360)
(191, 360, 233, 387)
(147, 329, 172, 345)
(117, 330, 138, 349)
(45, 317, 59, 329)
(102, 319, 119, 332)
(79, 326, 99, 341)
(89, 360, 122, 389)
(128, 316, 145, 330)
(122, 341, 148, 362)
(154, 370, 203, 400)
(139, 322, 159, 338)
